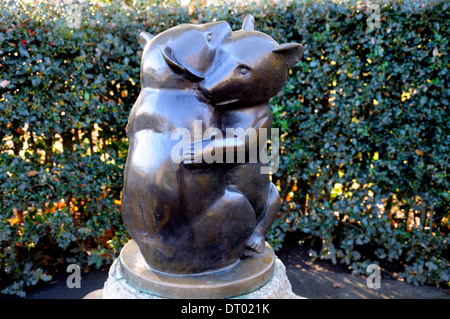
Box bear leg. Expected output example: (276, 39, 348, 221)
(244, 182, 280, 256)
(191, 186, 256, 271)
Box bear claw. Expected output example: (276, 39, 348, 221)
(243, 231, 265, 256)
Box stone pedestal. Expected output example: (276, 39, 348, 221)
(99, 240, 301, 299)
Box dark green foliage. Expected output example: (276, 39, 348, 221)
(266, 0, 449, 287)
(0, 0, 448, 296)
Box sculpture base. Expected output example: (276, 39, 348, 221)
(101, 240, 301, 299)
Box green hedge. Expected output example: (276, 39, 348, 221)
(1, 0, 448, 296)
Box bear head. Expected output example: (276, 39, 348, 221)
(199, 16, 303, 106)
(139, 21, 232, 90)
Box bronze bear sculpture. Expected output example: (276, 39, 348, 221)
(121, 16, 303, 274)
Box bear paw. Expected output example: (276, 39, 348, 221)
(243, 231, 265, 257)
(182, 142, 204, 165)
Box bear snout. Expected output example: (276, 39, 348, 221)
(198, 80, 228, 103)
(198, 83, 213, 99)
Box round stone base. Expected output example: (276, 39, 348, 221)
(102, 241, 301, 299)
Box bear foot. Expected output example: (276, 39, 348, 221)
(243, 231, 265, 257)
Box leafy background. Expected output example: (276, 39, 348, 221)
(0, 0, 448, 296)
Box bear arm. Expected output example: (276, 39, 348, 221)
(209, 110, 271, 159)
(211, 136, 246, 155)
(129, 112, 174, 136)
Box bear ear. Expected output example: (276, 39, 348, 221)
(273, 43, 304, 68)
(242, 15, 255, 31)
(139, 31, 154, 46)
(161, 45, 204, 81)
(161, 45, 186, 74)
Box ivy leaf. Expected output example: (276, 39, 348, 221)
(19, 46, 30, 58)
(27, 170, 38, 177)
(0, 80, 11, 88)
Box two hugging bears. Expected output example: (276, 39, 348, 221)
(121, 16, 303, 274)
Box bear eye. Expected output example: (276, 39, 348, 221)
(238, 64, 251, 75)
(206, 33, 213, 42)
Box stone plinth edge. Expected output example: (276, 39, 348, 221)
(101, 240, 302, 299)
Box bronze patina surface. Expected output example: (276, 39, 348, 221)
(121, 15, 303, 275)
(119, 239, 275, 299)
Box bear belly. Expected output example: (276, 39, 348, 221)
(122, 131, 257, 274)
(121, 131, 185, 266)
